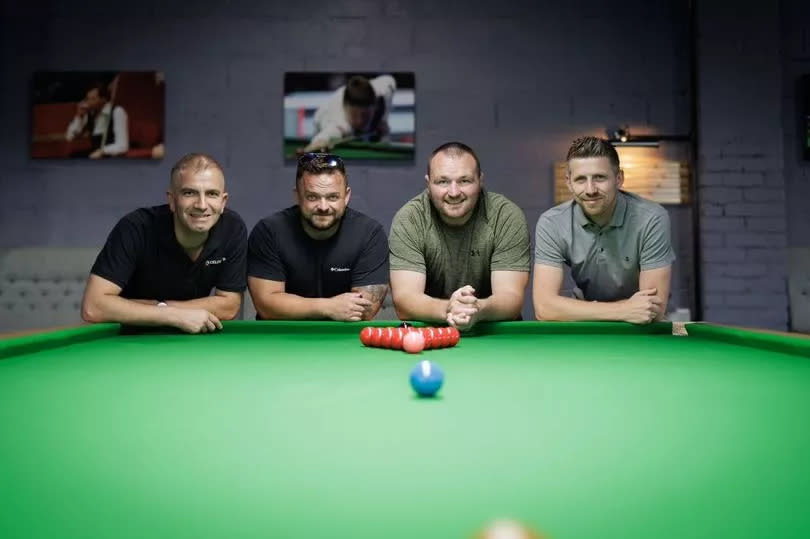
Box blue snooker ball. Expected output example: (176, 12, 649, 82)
(409, 360, 444, 397)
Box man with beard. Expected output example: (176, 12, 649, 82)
(248, 153, 389, 321)
(389, 142, 531, 331)
(533, 136, 675, 323)
(81, 153, 247, 333)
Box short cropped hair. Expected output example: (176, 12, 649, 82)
(169, 153, 225, 189)
(427, 141, 482, 177)
(295, 153, 347, 186)
(566, 136, 621, 174)
(342, 75, 376, 107)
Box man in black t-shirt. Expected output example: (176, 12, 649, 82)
(81, 153, 247, 333)
(248, 153, 388, 321)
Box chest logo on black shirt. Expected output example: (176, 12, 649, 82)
(330, 267, 350, 272)
(205, 257, 227, 266)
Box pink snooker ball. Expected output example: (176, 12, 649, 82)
(402, 331, 425, 354)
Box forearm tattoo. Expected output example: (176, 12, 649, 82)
(355, 284, 389, 306)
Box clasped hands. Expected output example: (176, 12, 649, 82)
(446, 285, 480, 330)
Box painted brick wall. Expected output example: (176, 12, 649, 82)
(782, 0, 810, 247)
(696, 1, 789, 329)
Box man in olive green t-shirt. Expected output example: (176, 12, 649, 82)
(389, 141, 531, 330)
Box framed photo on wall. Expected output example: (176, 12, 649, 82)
(283, 72, 415, 161)
(31, 71, 165, 160)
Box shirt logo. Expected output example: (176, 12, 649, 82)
(330, 267, 351, 272)
(470, 249, 481, 257)
(205, 257, 227, 266)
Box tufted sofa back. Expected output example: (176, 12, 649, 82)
(0, 248, 99, 333)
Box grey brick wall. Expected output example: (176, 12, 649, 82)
(782, 0, 810, 249)
(781, 0, 810, 331)
(696, 1, 789, 329)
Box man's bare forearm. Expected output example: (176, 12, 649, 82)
(478, 292, 524, 322)
(165, 295, 240, 320)
(393, 292, 449, 323)
(82, 294, 178, 327)
(353, 284, 388, 320)
(535, 294, 626, 322)
(254, 293, 330, 320)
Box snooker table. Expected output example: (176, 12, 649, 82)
(283, 137, 415, 160)
(1, 321, 810, 539)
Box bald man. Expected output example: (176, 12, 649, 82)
(81, 153, 247, 333)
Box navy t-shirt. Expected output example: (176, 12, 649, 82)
(91, 205, 247, 301)
(247, 206, 388, 307)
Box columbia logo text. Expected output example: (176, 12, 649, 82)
(330, 267, 350, 272)
(205, 257, 227, 266)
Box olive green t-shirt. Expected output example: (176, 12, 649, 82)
(389, 190, 531, 299)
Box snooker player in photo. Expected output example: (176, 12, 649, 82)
(283, 71, 415, 161)
(31, 70, 165, 159)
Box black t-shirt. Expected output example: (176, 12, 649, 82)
(91, 205, 247, 301)
(248, 206, 388, 307)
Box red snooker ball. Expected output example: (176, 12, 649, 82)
(391, 328, 405, 349)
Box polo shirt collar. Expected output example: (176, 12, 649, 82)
(574, 190, 628, 229)
(158, 205, 224, 258)
(205, 213, 226, 252)
(608, 190, 628, 228)
(573, 201, 590, 228)
(158, 205, 179, 249)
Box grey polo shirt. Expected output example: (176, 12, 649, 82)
(534, 190, 675, 302)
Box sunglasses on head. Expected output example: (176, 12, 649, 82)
(298, 152, 344, 168)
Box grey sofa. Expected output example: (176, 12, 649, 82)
(0, 247, 99, 332)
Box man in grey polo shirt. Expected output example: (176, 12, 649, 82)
(533, 136, 675, 323)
